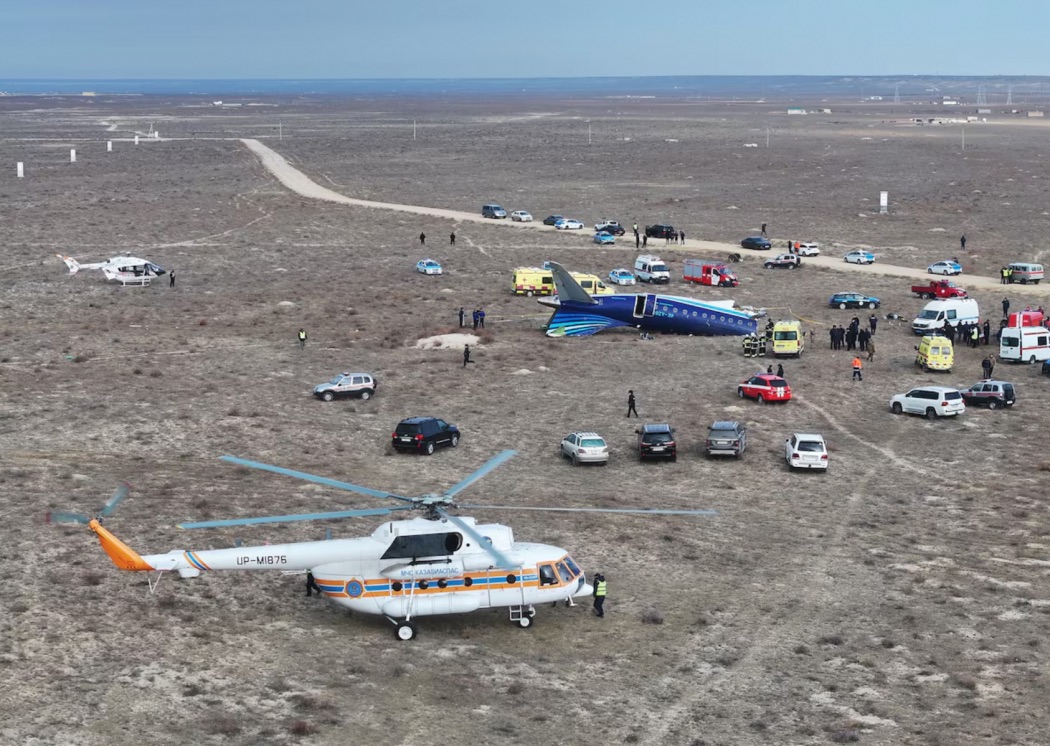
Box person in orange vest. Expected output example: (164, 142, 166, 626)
(852, 356, 863, 381)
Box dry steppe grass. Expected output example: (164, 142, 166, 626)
(0, 96, 1048, 745)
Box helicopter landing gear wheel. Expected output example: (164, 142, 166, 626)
(516, 615, 533, 629)
(395, 621, 418, 641)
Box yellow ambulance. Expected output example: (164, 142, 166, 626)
(915, 335, 954, 372)
(772, 320, 804, 358)
(512, 268, 611, 296)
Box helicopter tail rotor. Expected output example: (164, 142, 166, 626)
(46, 482, 133, 525)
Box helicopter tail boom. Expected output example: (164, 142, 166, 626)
(88, 519, 154, 571)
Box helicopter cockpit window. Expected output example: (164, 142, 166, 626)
(539, 564, 557, 586)
(381, 532, 462, 560)
(556, 562, 573, 583)
(564, 556, 581, 577)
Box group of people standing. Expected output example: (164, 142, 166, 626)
(829, 315, 877, 354)
(457, 307, 486, 329)
(940, 318, 989, 348)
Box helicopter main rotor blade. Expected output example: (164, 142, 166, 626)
(220, 456, 413, 502)
(100, 482, 131, 517)
(46, 511, 90, 525)
(436, 507, 516, 570)
(178, 504, 416, 529)
(456, 505, 717, 516)
(441, 450, 517, 500)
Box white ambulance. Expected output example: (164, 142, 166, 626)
(999, 326, 1050, 363)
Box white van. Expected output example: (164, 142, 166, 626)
(1007, 262, 1044, 285)
(635, 255, 671, 284)
(911, 298, 980, 335)
(999, 325, 1050, 363)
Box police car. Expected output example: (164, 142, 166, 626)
(313, 372, 378, 402)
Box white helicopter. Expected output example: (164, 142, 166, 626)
(50, 452, 714, 640)
(56, 254, 166, 286)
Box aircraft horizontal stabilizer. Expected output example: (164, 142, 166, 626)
(56, 254, 80, 274)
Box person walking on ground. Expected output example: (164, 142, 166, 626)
(776, 363, 784, 377)
(642, 235, 648, 248)
(869, 314, 878, 335)
(1001, 266, 1009, 284)
(592, 573, 607, 618)
(858, 328, 870, 351)
(463, 344, 475, 367)
(472, 309, 480, 330)
(852, 356, 863, 382)
(633, 222, 638, 234)
(761, 222, 767, 237)
(627, 389, 638, 417)
(960, 235, 966, 251)
(298, 328, 307, 349)
(829, 327, 836, 350)
(679, 230, 685, 243)
(635, 231, 640, 249)
(981, 355, 992, 380)
(971, 325, 980, 349)
(665, 231, 671, 245)
(767, 365, 774, 375)
(419, 232, 426, 245)
(866, 339, 876, 362)
(458, 307, 465, 328)
(987, 354, 996, 379)
(305, 570, 322, 597)
(450, 231, 456, 246)
(169, 269, 176, 288)
(478, 308, 485, 329)
(1002, 297, 1010, 318)
(983, 319, 991, 345)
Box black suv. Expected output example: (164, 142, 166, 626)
(392, 417, 460, 455)
(645, 224, 677, 239)
(706, 421, 747, 457)
(638, 424, 677, 461)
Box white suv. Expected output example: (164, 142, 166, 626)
(560, 432, 609, 466)
(510, 210, 533, 222)
(785, 433, 828, 470)
(796, 242, 820, 256)
(890, 386, 965, 419)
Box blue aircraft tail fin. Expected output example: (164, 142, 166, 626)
(548, 262, 597, 305)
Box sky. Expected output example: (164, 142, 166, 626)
(3, 0, 1047, 79)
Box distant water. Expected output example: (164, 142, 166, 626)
(1, 76, 1049, 99)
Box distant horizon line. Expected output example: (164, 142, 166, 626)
(3, 74, 1050, 81)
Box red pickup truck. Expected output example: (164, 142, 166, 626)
(911, 280, 967, 299)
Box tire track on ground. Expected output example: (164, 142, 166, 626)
(642, 445, 902, 744)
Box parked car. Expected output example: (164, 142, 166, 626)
(844, 250, 876, 264)
(1006, 262, 1044, 284)
(959, 380, 1016, 409)
(637, 423, 677, 461)
(510, 210, 533, 222)
(560, 432, 609, 466)
(890, 386, 965, 419)
(741, 236, 772, 250)
(482, 204, 507, 219)
(542, 215, 565, 226)
(705, 421, 747, 457)
(554, 218, 584, 230)
(764, 253, 801, 269)
(391, 417, 460, 455)
(928, 260, 962, 276)
(737, 374, 792, 403)
(313, 372, 378, 402)
(911, 280, 967, 299)
(785, 433, 829, 470)
(595, 220, 626, 236)
(828, 292, 880, 310)
(645, 224, 677, 239)
(593, 232, 616, 245)
(608, 268, 636, 285)
(796, 242, 821, 256)
(416, 258, 442, 275)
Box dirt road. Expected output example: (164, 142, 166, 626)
(241, 138, 1048, 298)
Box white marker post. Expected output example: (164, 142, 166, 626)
(134, 135, 139, 145)
(70, 149, 76, 163)
(879, 191, 889, 214)
(107, 141, 112, 152)
(17, 162, 24, 178)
